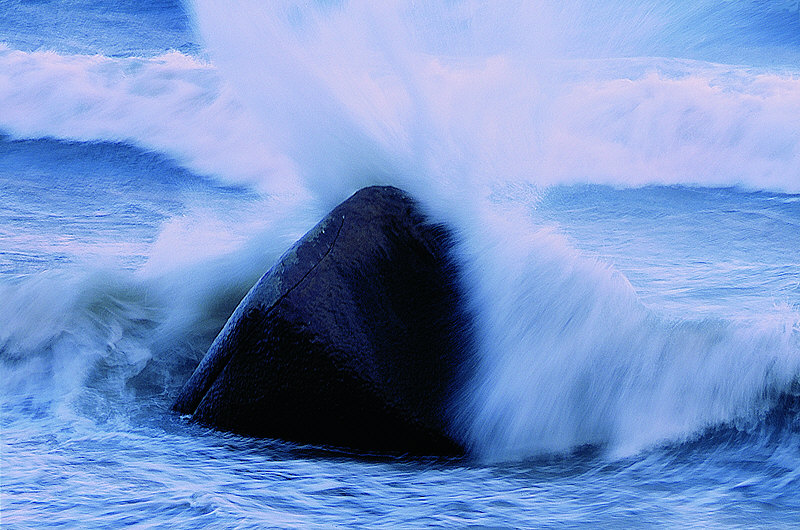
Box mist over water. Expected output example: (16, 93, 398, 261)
(2, 0, 800, 526)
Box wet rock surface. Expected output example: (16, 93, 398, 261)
(174, 186, 472, 455)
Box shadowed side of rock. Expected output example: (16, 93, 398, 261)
(173, 185, 473, 455)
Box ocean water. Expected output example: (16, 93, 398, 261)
(2, 0, 800, 527)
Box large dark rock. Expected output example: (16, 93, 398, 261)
(173, 186, 472, 455)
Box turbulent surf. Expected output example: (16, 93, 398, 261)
(2, 1, 799, 526)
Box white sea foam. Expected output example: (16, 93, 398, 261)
(1, 1, 799, 460)
(0, 44, 300, 195)
(185, 0, 800, 459)
(454, 206, 800, 460)
(2, 4, 799, 197)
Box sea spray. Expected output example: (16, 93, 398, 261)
(2, 1, 800, 525)
(0, 0, 798, 460)
(183, 0, 800, 459)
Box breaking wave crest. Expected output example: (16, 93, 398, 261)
(2, 1, 799, 461)
(0, 45, 298, 194)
